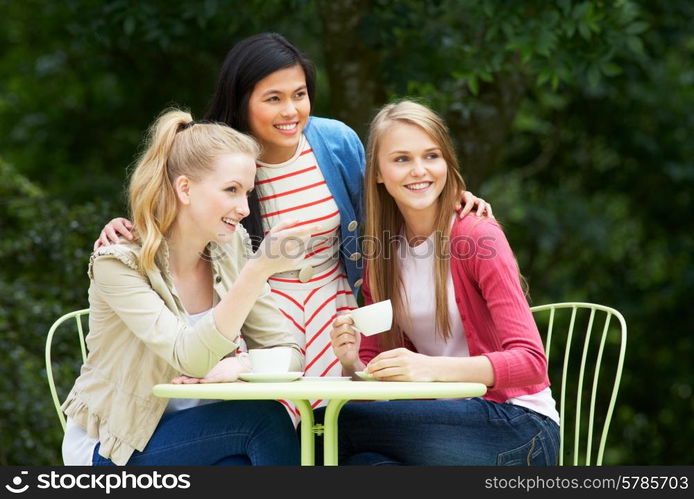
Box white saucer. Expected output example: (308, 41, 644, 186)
(238, 372, 303, 382)
(354, 371, 378, 381)
(300, 376, 351, 381)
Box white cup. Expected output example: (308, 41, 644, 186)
(249, 347, 293, 373)
(350, 299, 393, 336)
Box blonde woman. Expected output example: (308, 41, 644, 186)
(62, 109, 318, 466)
(330, 101, 560, 465)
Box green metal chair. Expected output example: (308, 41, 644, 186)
(45, 308, 89, 432)
(531, 302, 627, 465)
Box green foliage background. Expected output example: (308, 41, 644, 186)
(1, 0, 692, 464)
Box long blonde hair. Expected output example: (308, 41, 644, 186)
(364, 100, 466, 349)
(128, 109, 259, 272)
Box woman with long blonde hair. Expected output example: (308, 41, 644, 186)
(62, 109, 318, 466)
(330, 101, 560, 465)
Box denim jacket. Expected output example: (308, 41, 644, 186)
(61, 225, 303, 465)
(304, 116, 365, 292)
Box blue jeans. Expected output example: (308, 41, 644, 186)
(92, 400, 300, 465)
(336, 398, 560, 465)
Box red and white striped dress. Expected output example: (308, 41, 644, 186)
(255, 135, 357, 420)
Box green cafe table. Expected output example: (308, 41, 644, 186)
(153, 379, 487, 466)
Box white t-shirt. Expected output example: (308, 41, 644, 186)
(62, 309, 215, 465)
(398, 233, 560, 424)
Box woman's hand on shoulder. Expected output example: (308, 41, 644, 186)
(366, 348, 437, 382)
(456, 190, 494, 219)
(94, 217, 134, 251)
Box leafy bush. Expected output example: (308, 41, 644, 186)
(0, 159, 118, 464)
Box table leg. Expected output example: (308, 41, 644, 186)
(291, 399, 314, 466)
(323, 399, 348, 466)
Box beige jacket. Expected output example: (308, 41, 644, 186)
(61, 225, 303, 465)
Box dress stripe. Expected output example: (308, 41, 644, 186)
(305, 342, 333, 371)
(304, 243, 333, 259)
(306, 313, 337, 349)
(303, 287, 321, 306)
(255, 166, 317, 185)
(261, 196, 334, 218)
(306, 290, 352, 327)
(312, 225, 340, 238)
(280, 309, 306, 334)
(293, 210, 340, 227)
(271, 288, 304, 311)
(279, 400, 298, 416)
(257, 181, 327, 202)
(319, 357, 341, 377)
(307, 305, 353, 349)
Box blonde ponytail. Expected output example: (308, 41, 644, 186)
(128, 108, 259, 273)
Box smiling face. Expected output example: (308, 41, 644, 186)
(376, 122, 448, 226)
(247, 64, 311, 164)
(183, 152, 257, 243)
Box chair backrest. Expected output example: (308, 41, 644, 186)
(531, 302, 627, 465)
(45, 309, 89, 432)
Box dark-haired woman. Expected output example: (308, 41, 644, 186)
(95, 34, 492, 418)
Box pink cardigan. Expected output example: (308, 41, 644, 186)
(360, 215, 550, 403)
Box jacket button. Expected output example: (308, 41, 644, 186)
(349, 252, 362, 261)
(299, 265, 315, 283)
(347, 220, 358, 232)
(354, 278, 363, 288)
(215, 276, 222, 283)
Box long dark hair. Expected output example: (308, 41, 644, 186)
(205, 33, 316, 250)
